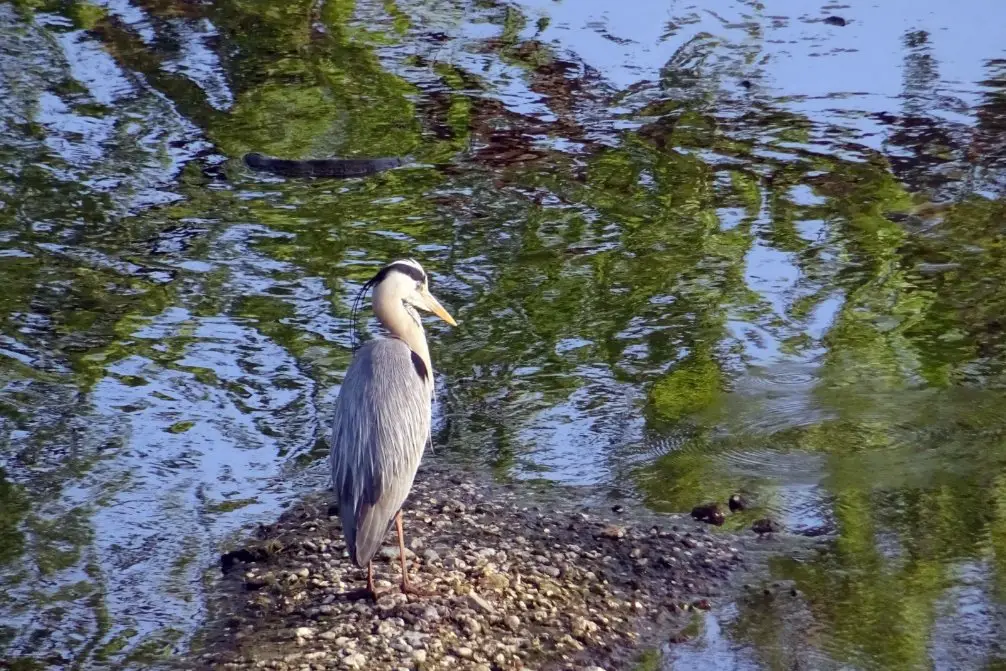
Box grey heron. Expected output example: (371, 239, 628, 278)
(330, 258, 456, 598)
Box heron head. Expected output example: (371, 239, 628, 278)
(369, 259, 458, 326)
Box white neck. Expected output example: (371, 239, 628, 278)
(372, 284, 433, 379)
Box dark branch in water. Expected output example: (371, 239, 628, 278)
(243, 152, 407, 178)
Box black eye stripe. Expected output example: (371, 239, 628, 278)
(369, 261, 427, 285)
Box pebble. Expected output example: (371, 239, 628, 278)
(467, 592, 495, 614)
(504, 614, 521, 631)
(341, 652, 366, 669)
(379, 546, 416, 561)
(600, 525, 625, 539)
(572, 616, 599, 639)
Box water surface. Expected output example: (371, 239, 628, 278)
(2, 0, 1006, 668)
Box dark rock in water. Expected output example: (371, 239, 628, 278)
(796, 523, 835, 537)
(728, 493, 748, 512)
(612, 504, 625, 514)
(691, 503, 726, 526)
(220, 547, 268, 574)
(752, 518, 782, 535)
(823, 15, 847, 26)
(740, 79, 753, 89)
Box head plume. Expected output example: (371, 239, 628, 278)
(349, 259, 427, 351)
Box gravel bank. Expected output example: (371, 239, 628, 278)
(189, 464, 745, 670)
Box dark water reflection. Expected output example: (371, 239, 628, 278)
(2, 0, 1006, 667)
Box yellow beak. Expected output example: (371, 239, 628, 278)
(421, 288, 457, 326)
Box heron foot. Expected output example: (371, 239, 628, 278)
(400, 581, 433, 597)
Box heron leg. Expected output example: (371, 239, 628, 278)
(396, 510, 409, 590)
(340, 562, 380, 602)
(396, 511, 430, 596)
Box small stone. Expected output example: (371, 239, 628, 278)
(823, 15, 847, 26)
(541, 565, 561, 578)
(693, 599, 712, 610)
(456, 646, 474, 659)
(294, 627, 315, 639)
(600, 525, 625, 539)
(572, 616, 599, 639)
(412, 650, 427, 664)
(402, 631, 427, 648)
(376, 594, 400, 611)
(377, 620, 400, 637)
(422, 548, 441, 563)
(342, 652, 366, 669)
(379, 546, 416, 561)
(467, 592, 495, 614)
(463, 618, 482, 636)
(504, 614, 521, 631)
(421, 606, 440, 621)
(728, 494, 748, 512)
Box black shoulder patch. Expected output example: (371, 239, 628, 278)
(371, 261, 426, 286)
(410, 351, 429, 382)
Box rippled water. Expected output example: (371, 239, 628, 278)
(2, 0, 1006, 668)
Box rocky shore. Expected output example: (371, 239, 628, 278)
(188, 464, 746, 671)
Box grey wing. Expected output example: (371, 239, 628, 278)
(330, 338, 432, 566)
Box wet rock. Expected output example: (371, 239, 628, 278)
(752, 518, 782, 536)
(823, 15, 847, 26)
(691, 503, 726, 526)
(728, 494, 748, 512)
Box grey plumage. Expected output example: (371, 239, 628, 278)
(328, 259, 456, 593)
(330, 337, 432, 566)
